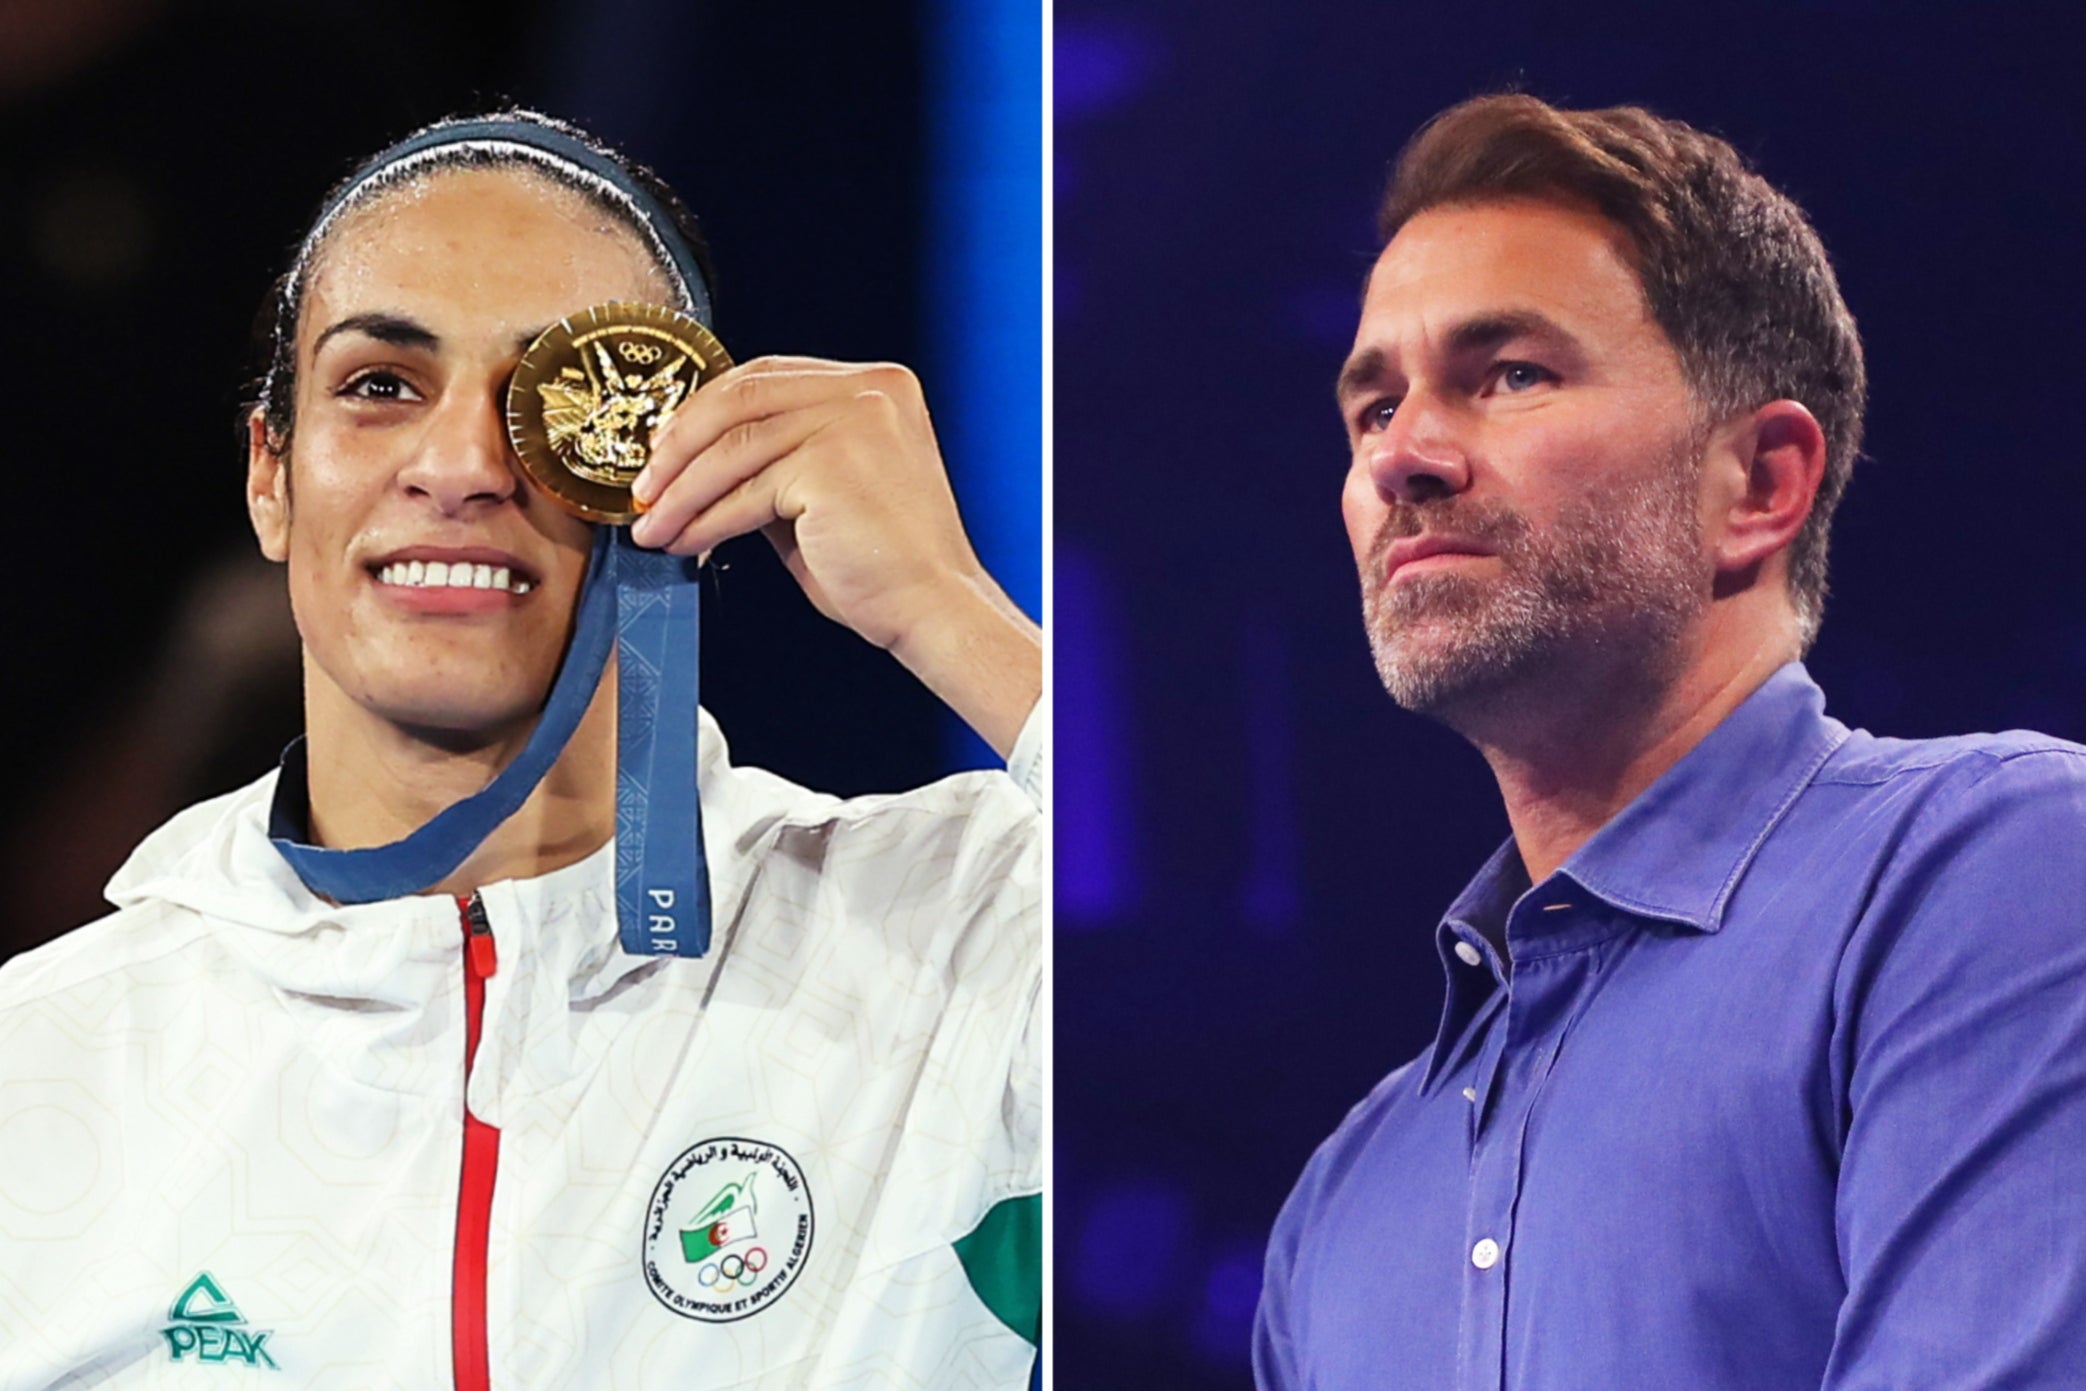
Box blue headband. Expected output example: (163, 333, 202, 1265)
(301, 113, 714, 326)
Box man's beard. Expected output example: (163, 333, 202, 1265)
(1360, 452, 1707, 721)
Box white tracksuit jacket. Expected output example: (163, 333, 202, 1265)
(0, 709, 1043, 1389)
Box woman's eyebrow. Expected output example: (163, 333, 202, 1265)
(312, 311, 440, 356)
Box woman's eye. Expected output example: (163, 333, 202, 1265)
(341, 370, 419, 402)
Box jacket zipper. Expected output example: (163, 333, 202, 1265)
(454, 894, 500, 1391)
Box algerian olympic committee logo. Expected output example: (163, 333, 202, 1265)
(643, 1137, 814, 1322)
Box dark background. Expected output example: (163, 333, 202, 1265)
(0, 0, 1040, 958)
(1054, 2, 2086, 1385)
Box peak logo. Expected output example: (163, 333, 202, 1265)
(161, 1272, 278, 1370)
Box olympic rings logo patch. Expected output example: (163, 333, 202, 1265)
(643, 1138, 814, 1323)
(697, 1246, 770, 1289)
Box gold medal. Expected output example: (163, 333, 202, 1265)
(506, 301, 732, 523)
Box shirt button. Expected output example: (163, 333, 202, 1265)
(1454, 940, 1483, 966)
(1462, 1086, 1477, 1102)
(1471, 1238, 1502, 1270)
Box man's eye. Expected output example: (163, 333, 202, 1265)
(1360, 398, 1399, 432)
(1496, 362, 1550, 392)
(340, 370, 420, 402)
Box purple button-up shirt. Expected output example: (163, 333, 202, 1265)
(1255, 664, 2086, 1390)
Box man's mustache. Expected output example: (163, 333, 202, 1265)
(1368, 498, 1531, 570)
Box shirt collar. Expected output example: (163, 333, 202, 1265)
(1421, 840, 1523, 1093)
(1416, 663, 1846, 1094)
(1432, 662, 1846, 951)
(1552, 660, 1848, 934)
(268, 737, 314, 842)
(1438, 838, 1528, 964)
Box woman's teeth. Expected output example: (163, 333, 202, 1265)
(377, 560, 533, 594)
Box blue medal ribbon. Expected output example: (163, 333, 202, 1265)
(272, 528, 712, 958)
(609, 537, 709, 957)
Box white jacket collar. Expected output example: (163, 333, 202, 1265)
(103, 715, 753, 1017)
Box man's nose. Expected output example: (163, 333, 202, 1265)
(399, 390, 520, 513)
(1364, 393, 1472, 505)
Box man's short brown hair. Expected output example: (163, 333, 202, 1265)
(1380, 94, 1865, 650)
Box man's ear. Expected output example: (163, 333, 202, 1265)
(1709, 399, 1826, 580)
(247, 409, 290, 563)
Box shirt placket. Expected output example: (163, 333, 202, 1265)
(1452, 917, 1584, 1391)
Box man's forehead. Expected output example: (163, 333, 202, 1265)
(1351, 199, 1655, 363)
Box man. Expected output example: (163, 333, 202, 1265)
(1254, 94, 2086, 1389)
(0, 113, 1040, 1389)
